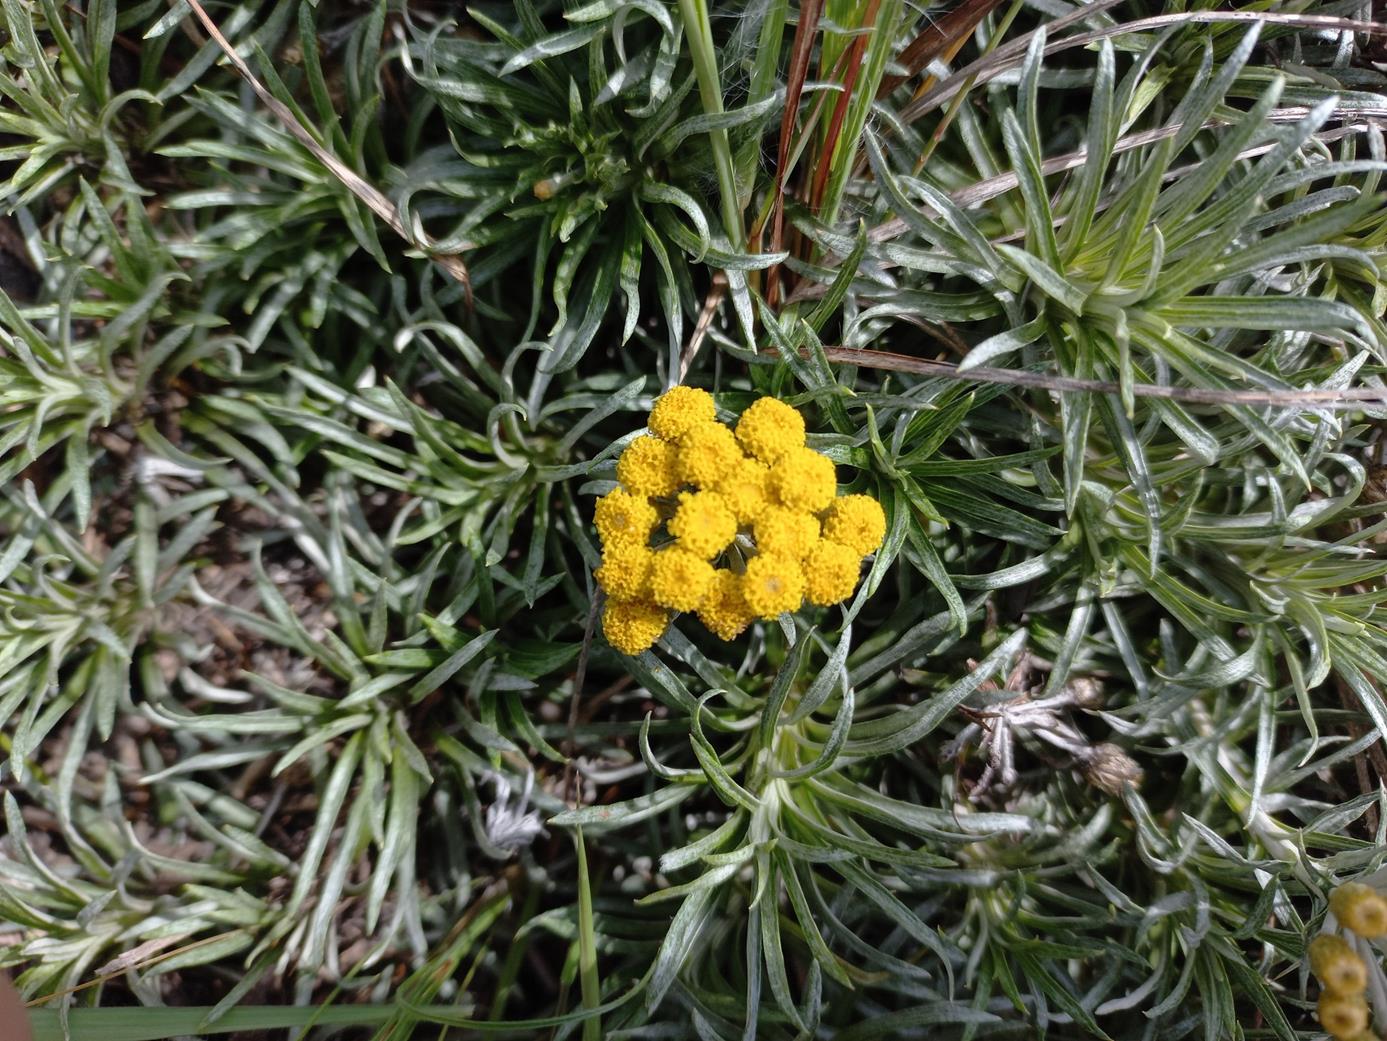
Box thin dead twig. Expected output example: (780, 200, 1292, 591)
(765, 0, 823, 309)
(180, 0, 472, 300)
(805, 345, 1387, 409)
(808, 0, 882, 216)
(680, 271, 728, 382)
(877, 0, 1007, 97)
(903, 10, 1387, 124)
(1334, 675, 1387, 836)
(24, 930, 253, 1007)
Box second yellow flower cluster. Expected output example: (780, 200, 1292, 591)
(594, 387, 885, 655)
(1312, 883, 1387, 1041)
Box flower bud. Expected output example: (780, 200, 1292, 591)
(1332, 883, 1387, 938)
(1310, 934, 1369, 996)
(1318, 992, 1370, 1039)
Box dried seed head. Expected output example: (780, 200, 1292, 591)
(1083, 743, 1143, 795)
(1066, 676, 1105, 708)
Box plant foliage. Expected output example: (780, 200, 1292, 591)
(2, 2, 1387, 1040)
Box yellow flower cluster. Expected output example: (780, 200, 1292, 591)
(593, 388, 886, 655)
(1312, 883, 1387, 1041)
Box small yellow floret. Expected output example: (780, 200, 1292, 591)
(594, 489, 657, 548)
(735, 397, 806, 463)
(1332, 883, 1387, 938)
(1310, 935, 1369, 996)
(649, 385, 716, 441)
(696, 569, 754, 641)
(754, 506, 819, 561)
(677, 421, 742, 489)
(822, 494, 887, 556)
(1319, 993, 1371, 1040)
(649, 547, 716, 611)
(769, 446, 836, 513)
(616, 436, 680, 498)
(602, 599, 669, 656)
(714, 455, 773, 525)
(742, 552, 806, 619)
(594, 544, 654, 602)
(667, 491, 738, 560)
(803, 539, 862, 606)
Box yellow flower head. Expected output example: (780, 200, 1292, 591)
(735, 396, 805, 464)
(594, 395, 887, 644)
(714, 455, 772, 525)
(1310, 935, 1369, 996)
(1332, 884, 1387, 938)
(677, 421, 742, 489)
(1319, 993, 1370, 1040)
(769, 445, 837, 513)
(617, 435, 680, 498)
(697, 569, 754, 641)
(649, 385, 716, 441)
(822, 493, 887, 556)
(594, 489, 657, 548)
(755, 505, 819, 561)
(649, 547, 716, 611)
(602, 598, 669, 656)
(594, 543, 654, 602)
(742, 552, 806, 619)
(803, 539, 863, 607)
(667, 490, 738, 560)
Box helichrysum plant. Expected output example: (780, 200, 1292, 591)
(594, 387, 885, 653)
(3, 2, 1387, 1040)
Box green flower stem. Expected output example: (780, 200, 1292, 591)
(576, 826, 603, 1041)
(675, 0, 746, 247)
